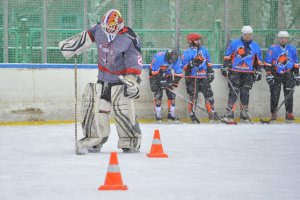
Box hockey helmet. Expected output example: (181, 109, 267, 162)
(166, 49, 179, 64)
(278, 31, 289, 38)
(187, 33, 202, 43)
(241, 26, 253, 34)
(101, 9, 124, 41)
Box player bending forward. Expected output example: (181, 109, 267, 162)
(59, 9, 143, 154)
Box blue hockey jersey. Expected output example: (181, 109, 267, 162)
(264, 44, 299, 74)
(150, 51, 182, 77)
(224, 38, 262, 73)
(181, 46, 212, 78)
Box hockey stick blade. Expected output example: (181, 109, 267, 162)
(166, 87, 237, 125)
(259, 86, 295, 124)
(259, 118, 272, 124)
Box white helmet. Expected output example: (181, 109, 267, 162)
(278, 31, 289, 38)
(101, 9, 124, 42)
(241, 26, 253, 34)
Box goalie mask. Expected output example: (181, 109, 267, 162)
(165, 49, 179, 64)
(101, 9, 124, 42)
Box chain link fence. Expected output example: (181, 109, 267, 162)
(1, 0, 300, 64)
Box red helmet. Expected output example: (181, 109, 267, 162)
(187, 33, 202, 43)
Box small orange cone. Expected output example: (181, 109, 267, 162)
(98, 152, 128, 190)
(147, 129, 168, 158)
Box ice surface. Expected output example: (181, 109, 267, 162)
(0, 123, 300, 200)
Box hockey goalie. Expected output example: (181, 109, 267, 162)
(59, 9, 143, 154)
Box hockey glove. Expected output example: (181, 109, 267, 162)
(294, 74, 300, 86)
(172, 76, 181, 88)
(160, 80, 173, 89)
(221, 66, 228, 78)
(193, 55, 205, 66)
(266, 74, 275, 85)
(253, 70, 262, 82)
(207, 71, 215, 83)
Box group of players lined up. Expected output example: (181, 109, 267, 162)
(149, 26, 300, 123)
(60, 9, 299, 154)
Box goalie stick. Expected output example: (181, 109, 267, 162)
(74, 55, 79, 154)
(166, 87, 237, 125)
(260, 86, 295, 124)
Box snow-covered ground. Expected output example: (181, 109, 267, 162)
(0, 123, 300, 200)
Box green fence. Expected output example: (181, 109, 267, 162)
(1, 0, 300, 64)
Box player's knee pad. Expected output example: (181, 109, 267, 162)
(149, 77, 160, 92)
(205, 96, 214, 105)
(154, 90, 163, 100)
(166, 89, 176, 100)
(81, 83, 111, 146)
(229, 86, 239, 96)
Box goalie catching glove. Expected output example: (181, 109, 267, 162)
(121, 75, 142, 99)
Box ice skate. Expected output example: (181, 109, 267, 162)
(223, 108, 234, 123)
(240, 109, 251, 123)
(122, 148, 140, 153)
(208, 111, 219, 124)
(189, 112, 200, 123)
(167, 113, 179, 124)
(88, 145, 102, 153)
(285, 112, 295, 123)
(76, 142, 88, 155)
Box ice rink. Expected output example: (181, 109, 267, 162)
(0, 123, 300, 200)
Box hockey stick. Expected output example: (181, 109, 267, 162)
(260, 87, 295, 124)
(191, 77, 200, 123)
(118, 75, 136, 125)
(166, 87, 237, 125)
(74, 55, 78, 154)
(228, 78, 253, 123)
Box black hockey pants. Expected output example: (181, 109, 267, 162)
(269, 72, 295, 113)
(227, 72, 254, 109)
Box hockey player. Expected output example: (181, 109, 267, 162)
(221, 26, 263, 122)
(181, 33, 217, 123)
(264, 31, 299, 122)
(59, 9, 143, 154)
(149, 49, 182, 123)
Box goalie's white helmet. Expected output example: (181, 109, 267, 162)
(278, 31, 289, 38)
(241, 26, 253, 34)
(101, 9, 124, 41)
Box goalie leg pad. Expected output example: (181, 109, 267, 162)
(58, 31, 93, 60)
(111, 85, 142, 150)
(80, 83, 111, 149)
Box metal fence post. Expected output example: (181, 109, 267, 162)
(3, 0, 9, 63)
(175, 0, 180, 51)
(224, 0, 230, 48)
(83, 0, 88, 63)
(214, 20, 221, 63)
(128, 0, 133, 27)
(42, 0, 48, 63)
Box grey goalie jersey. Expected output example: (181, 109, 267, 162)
(87, 24, 143, 83)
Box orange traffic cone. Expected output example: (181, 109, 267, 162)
(147, 129, 168, 158)
(98, 152, 128, 190)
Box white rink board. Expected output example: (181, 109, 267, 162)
(0, 67, 299, 122)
